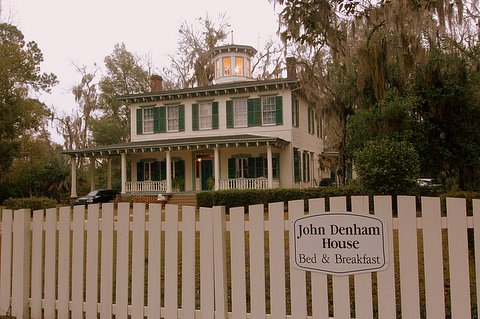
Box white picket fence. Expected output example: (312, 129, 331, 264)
(0, 196, 478, 318)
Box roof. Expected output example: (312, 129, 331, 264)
(62, 134, 290, 158)
(209, 44, 257, 57)
(118, 78, 299, 104)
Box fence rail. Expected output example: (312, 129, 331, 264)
(0, 196, 478, 318)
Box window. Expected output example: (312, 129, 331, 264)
(167, 105, 179, 132)
(223, 57, 231, 76)
(245, 59, 251, 77)
(236, 158, 248, 178)
(143, 108, 154, 134)
(262, 96, 277, 125)
(215, 59, 221, 78)
(144, 162, 152, 181)
(235, 57, 243, 76)
(234, 99, 247, 127)
(199, 102, 212, 130)
(263, 156, 279, 178)
(294, 148, 301, 183)
(292, 97, 299, 127)
(308, 107, 315, 134)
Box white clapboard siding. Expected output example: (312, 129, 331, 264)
(0, 195, 478, 319)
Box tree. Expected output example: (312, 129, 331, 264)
(94, 43, 152, 145)
(163, 13, 230, 88)
(0, 23, 57, 175)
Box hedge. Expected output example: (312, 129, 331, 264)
(3, 197, 57, 211)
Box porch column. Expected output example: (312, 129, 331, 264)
(166, 150, 172, 193)
(70, 156, 77, 198)
(121, 153, 127, 194)
(107, 158, 112, 189)
(267, 144, 273, 188)
(214, 147, 220, 190)
(90, 158, 95, 191)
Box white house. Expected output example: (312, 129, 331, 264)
(64, 44, 327, 202)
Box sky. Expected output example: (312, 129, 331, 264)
(2, 0, 282, 142)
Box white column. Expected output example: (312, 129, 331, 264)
(214, 147, 220, 191)
(107, 158, 112, 189)
(267, 144, 273, 189)
(71, 156, 77, 198)
(166, 150, 172, 193)
(121, 153, 127, 194)
(90, 158, 95, 191)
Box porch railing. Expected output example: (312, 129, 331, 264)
(219, 178, 280, 190)
(125, 181, 167, 192)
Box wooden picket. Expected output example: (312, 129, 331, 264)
(0, 196, 478, 318)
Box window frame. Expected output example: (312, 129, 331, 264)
(199, 102, 213, 130)
(261, 96, 277, 125)
(166, 105, 179, 132)
(142, 108, 154, 134)
(234, 99, 248, 127)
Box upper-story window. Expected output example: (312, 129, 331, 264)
(234, 99, 247, 127)
(199, 102, 212, 130)
(226, 96, 282, 128)
(262, 96, 277, 125)
(167, 105, 179, 132)
(223, 57, 231, 76)
(235, 57, 243, 76)
(143, 108, 154, 134)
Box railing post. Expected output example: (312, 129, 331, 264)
(12, 209, 31, 319)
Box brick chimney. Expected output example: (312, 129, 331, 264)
(286, 57, 297, 79)
(150, 75, 163, 92)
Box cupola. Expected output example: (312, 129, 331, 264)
(210, 44, 257, 84)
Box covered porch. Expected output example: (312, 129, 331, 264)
(63, 134, 289, 198)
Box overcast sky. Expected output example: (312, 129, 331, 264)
(2, 0, 282, 142)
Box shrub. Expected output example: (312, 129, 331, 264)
(3, 197, 57, 211)
(354, 138, 420, 195)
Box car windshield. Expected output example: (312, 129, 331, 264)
(86, 190, 100, 196)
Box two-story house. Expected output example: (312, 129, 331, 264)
(64, 44, 327, 202)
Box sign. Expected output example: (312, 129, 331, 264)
(292, 213, 389, 275)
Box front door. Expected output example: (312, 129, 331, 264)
(201, 159, 213, 190)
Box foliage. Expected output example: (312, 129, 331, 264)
(4, 196, 57, 210)
(0, 23, 57, 174)
(196, 184, 362, 210)
(353, 138, 420, 195)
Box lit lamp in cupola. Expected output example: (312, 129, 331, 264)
(210, 43, 257, 84)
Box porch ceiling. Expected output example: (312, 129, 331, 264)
(62, 134, 290, 158)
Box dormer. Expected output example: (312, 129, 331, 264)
(210, 44, 257, 84)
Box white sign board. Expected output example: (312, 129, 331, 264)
(292, 213, 389, 275)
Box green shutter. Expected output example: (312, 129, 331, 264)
(276, 96, 283, 125)
(248, 98, 261, 127)
(136, 109, 143, 135)
(178, 160, 185, 190)
(158, 106, 166, 133)
(228, 158, 236, 178)
(308, 108, 311, 133)
(152, 161, 160, 181)
(295, 100, 299, 127)
(256, 157, 264, 177)
(179, 105, 185, 131)
(291, 95, 295, 126)
(160, 161, 166, 180)
(137, 161, 144, 181)
(248, 157, 256, 178)
(192, 103, 199, 131)
(212, 102, 219, 129)
(226, 100, 234, 128)
(294, 148, 301, 183)
(153, 108, 160, 133)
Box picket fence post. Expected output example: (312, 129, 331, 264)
(12, 209, 31, 319)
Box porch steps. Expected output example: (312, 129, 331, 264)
(167, 193, 197, 207)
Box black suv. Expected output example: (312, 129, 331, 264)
(74, 189, 119, 206)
